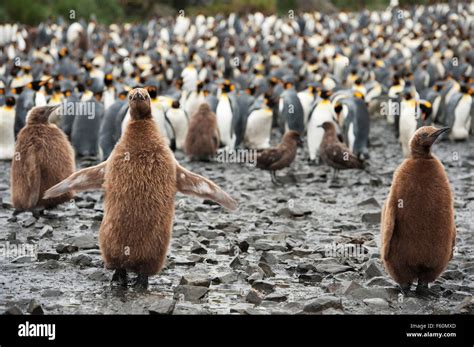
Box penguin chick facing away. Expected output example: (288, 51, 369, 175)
(319, 121, 364, 180)
(11, 105, 75, 210)
(256, 130, 301, 186)
(44, 88, 237, 290)
(184, 102, 220, 161)
(381, 126, 455, 297)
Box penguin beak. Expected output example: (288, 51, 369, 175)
(431, 127, 450, 140)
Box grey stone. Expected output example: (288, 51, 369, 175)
(174, 285, 209, 303)
(71, 254, 93, 267)
(365, 276, 393, 287)
(303, 296, 343, 313)
(42, 289, 63, 297)
(246, 289, 264, 304)
(11, 255, 35, 263)
(148, 299, 176, 315)
(190, 242, 207, 254)
(180, 273, 211, 287)
(362, 212, 381, 224)
(315, 263, 352, 274)
(358, 197, 380, 208)
(264, 293, 287, 302)
(364, 260, 384, 279)
(5, 305, 23, 315)
(298, 273, 323, 283)
(56, 244, 79, 254)
(251, 280, 275, 294)
(363, 298, 389, 309)
(212, 272, 237, 284)
(258, 262, 275, 277)
(64, 235, 98, 250)
(37, 253, 60, 261)
(39, 225, 53, 238)
(37, 260, 60, 270)
(27, 299, 44, 315)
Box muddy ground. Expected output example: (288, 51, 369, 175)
(0, 119, 473, 315)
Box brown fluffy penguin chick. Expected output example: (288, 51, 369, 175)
(44, 88, 237, 290)
(256, 130, 301, 185)
(319, 122, 364, 180)
(11, 105, 75, 210)
(184, 103, 220, 161)
(381, 126, 455, 297)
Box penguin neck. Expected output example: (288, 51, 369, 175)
(410, 146, 433, 160)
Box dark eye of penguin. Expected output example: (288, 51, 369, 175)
(422, 132, 428, 138)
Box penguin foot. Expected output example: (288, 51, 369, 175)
(270, 171, 284, 186)
(398, 284, 415, 297)
(133, 274, 149, 291)
(416, 283, 440, 298)
(111, 268, 128, 288)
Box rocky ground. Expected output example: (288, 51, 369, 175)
(0, 119, 473, 315)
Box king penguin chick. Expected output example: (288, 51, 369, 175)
(381, 126, 455, 297)
(11, 105, 75, 210)
(184, 103, 219, 161)
(256, 130, 301, 186)
(319, 121, 364, 180)
(43, 88, 237, 290)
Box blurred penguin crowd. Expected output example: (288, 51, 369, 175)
(0, 3, 472, 167)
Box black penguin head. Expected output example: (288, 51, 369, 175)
(118, 91, 128, 100)
(104, 74, 113, 86)
(459, 84, 469, 94)
(319, 89, 331, 100)
(221, 80, 234, 93)
(419, 101, 432, 121)
(26, 105, 61, 124)
(171, 100, 180, 109)
(145, 85, 158, 99)
(5, 96, 16, 107)
(197, 81, 204, 92)
(410, 126, 450, 157)
(334, 103, 343, 114)
(128, 88, 152, 120)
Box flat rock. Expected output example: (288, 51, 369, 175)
(363, 298, 389, 309)
(37, 253, 60, 261)
(149, 299, 176, 315)
(174, 285, 209, 303)
(180, 273, 211, 287)
(264, 293, 287, 303)
(71, 254, 93, 267)
(298, 273, 323, 283)
(41, 289, 63, 297)
(64, 235, 98, 250)
(315, 263, 352, 274)
(251, 280, 275, 294)
(303, 296, 343, 313)
(362, 212, 381, 224)
(5, 305, 23, 315)
(56, 244, 79, 254)
(357, 197, 380, 208)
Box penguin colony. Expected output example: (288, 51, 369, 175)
(1, 3, 472, 294)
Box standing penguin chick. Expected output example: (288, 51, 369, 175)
(44, 89, 237, 290)
(381, 126, 455, 296)
(256, 130, 301, 186)
(11, 105, 75, 210)
(319, 122, 364, 180)
(184, 103, 219, 161)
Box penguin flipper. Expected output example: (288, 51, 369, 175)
(43, 161, 107, 199)
(175, 161, 237, 211)
(380, 196, 396, 261)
